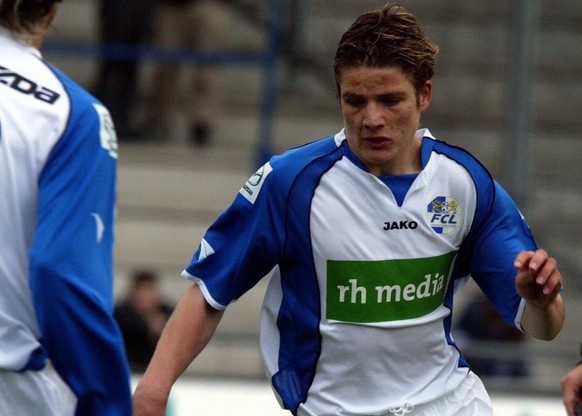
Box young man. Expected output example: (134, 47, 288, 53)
(133, 3, 564, 415)
(0, 1, 132, 415)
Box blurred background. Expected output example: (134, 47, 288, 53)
(45, 0, 580, 413)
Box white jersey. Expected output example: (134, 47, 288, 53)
(183, 129, 534, 415)
(0, 27, 131, 414)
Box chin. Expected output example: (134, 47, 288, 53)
(365, 150, 394, 164)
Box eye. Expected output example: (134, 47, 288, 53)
(343, 95, 365, 107)
(380, 96, 401, 106)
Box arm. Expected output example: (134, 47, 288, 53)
(468, 182, 564, 339)
(514, 249, 564, 340)
(31, 99, 132, 414)
(133, 284, 224, 416)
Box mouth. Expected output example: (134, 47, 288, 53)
(363, 136, 390, 149)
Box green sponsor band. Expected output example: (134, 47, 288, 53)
(326, 251, 457, 323)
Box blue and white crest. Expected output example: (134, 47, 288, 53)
(426, 196, 462, 234)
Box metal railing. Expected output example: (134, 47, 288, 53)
(43, 0, 284, 168)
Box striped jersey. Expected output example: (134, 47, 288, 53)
(0, 27, 131, 415)
(183, 128, 535, 415)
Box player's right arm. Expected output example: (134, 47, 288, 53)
(133, 284, 224, 416)
(561, 354, 582, 416)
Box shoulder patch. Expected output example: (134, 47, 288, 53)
(93, 103, 117, 159)
(239, 162, 273, 204)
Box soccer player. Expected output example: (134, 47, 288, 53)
(133, 3, 564, 415)
(0, 1, 132, 415)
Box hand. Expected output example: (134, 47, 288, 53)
(514, 249, 562, 308)
(132, 382, 168, 416)
(561, 365, 582, 416)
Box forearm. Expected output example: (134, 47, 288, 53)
(521, 294, 564, 340)
(133, 284, 223, 413)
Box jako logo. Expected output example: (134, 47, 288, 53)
(426, 196, 462, 234)
(383, 220, 418, 231)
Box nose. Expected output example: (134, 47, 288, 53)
(362, 102, 385, 130)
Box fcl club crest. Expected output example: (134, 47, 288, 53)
(427, 196, 462, 234)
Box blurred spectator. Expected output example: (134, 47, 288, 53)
(94, 0, 155, 141)
(145, 0, 232, 146)
(456, 292, 530, 378)
(114, 269, 173, 372)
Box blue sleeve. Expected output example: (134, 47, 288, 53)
(28, 80, 132, 415)
(185, 161, 287, 308)
(470, 181, 536, 328)
(185, 137, 339, 308)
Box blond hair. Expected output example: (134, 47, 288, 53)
(333, 3, 439, 97)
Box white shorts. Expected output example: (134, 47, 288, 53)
(388, 371, 493, 416)
(0, 364, 77, 415)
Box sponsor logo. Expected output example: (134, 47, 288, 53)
(383, 220, 418, 231)
(0, 65, 60, 104)
(326, 251, 456, 323)
(426, 196, 462, 234)
(239, 162, 272, 204)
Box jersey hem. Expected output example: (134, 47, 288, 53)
(182, 270, 227, 310)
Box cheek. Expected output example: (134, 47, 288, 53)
(390, 106, 419, 129)
(341, 110, 359, 130)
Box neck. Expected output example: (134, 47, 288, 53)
(21, 32, 44, 49)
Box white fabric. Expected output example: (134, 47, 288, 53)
(0, 27, 68, 370)
(0, 365, 77, 416)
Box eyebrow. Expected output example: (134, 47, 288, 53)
(341, 91, 408, 101)
(379, 91, 407, 99)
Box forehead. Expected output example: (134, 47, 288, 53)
(339, 66, 415, 94)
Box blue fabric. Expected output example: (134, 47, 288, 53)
(28, 64, 132, 416)
(186, 136, 342, 413)
(18, 347, 46, 372)
(186, 133, 536, 413)
(378, 173, 418, 206)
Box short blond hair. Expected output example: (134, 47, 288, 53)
(333, 3, 439, 97)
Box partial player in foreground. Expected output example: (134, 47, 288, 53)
(561, 343, 582, 416)
(133, 3, 564, 415)
(0, 1, 132, 415)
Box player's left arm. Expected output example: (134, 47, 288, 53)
(515, 249, 565, 340)
(469, 181, 564, 340)
(30, 92, 131, 415)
